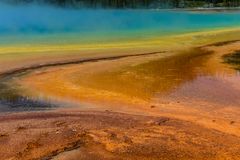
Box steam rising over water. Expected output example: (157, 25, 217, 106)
(0, 2, 240, 45)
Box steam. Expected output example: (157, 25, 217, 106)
(0, 2, 239, 44)
(0, 2, 118, 34)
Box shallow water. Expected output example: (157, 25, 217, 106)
(75, 48, 214, 100)
(4, 44, 238, 111)
(71, 47, 240, 106)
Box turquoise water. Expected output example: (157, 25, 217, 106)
(0, 3, 240, 45)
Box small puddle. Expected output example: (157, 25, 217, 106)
(0, 76, 56, 112)
(223, 50, 240, 71)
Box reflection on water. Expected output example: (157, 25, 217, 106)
(75, 48, 214, 100)
(1, 45, 240, 110)
(223, 50, 240, 71)
(71, 46, 240, 107)
(0, 78, 56, 112)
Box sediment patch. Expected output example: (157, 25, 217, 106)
(0, 111, 240, 160)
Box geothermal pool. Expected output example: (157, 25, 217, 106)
(1, 4, 240, 160)
(0, 6, 240, 46)
(0, 4, 239, 112)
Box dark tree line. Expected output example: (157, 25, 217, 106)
(4, 0, 240, 8)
